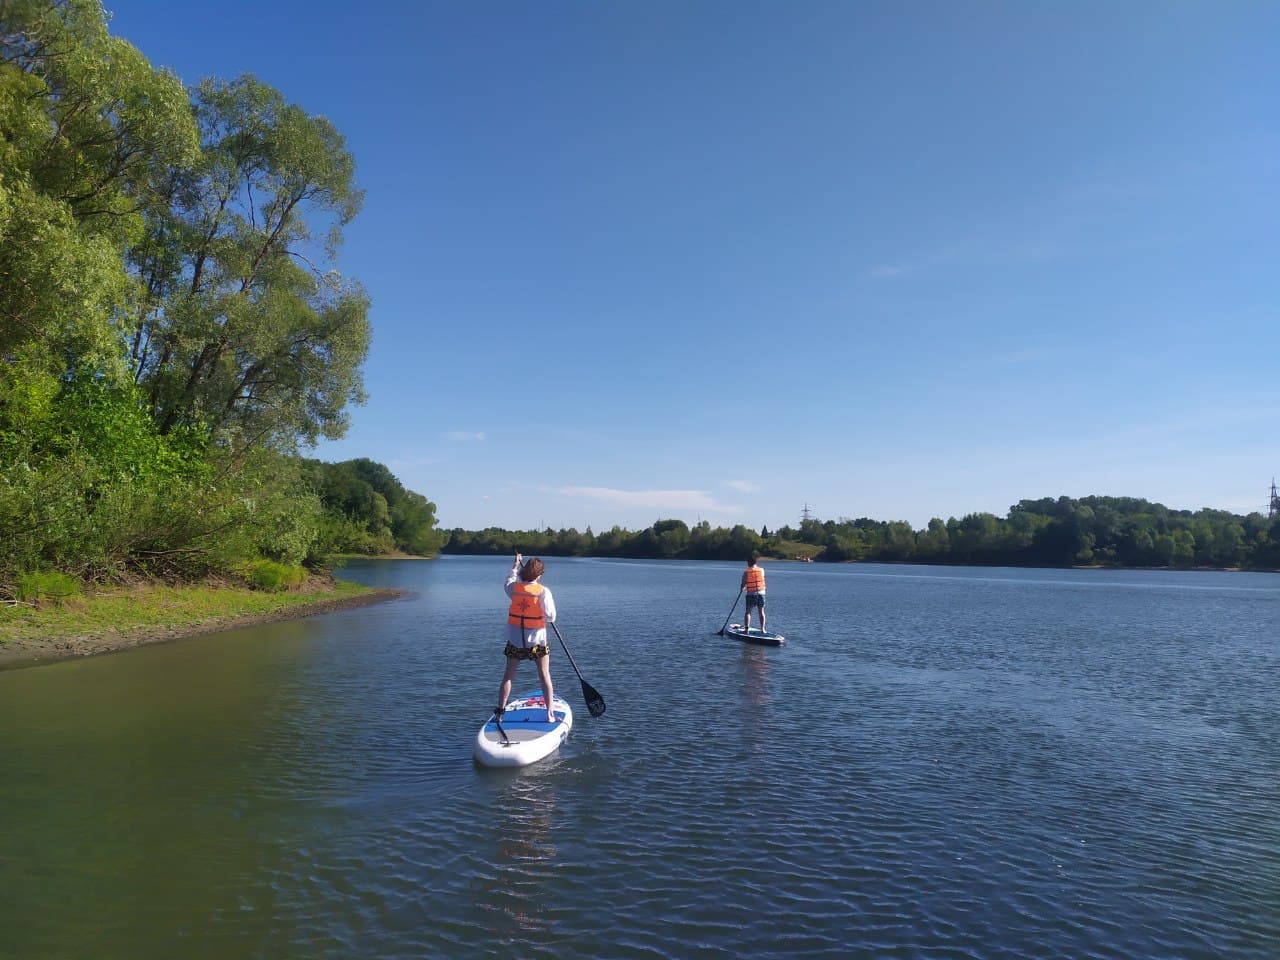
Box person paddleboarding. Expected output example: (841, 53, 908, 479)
(741, 554, 767, 634)
(495, 553, 558, 723)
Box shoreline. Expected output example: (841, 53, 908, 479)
(441, 552, 1273, 573)
(0, 585, 407, 671)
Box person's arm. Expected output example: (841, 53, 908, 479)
(740, 571, 748, 588)
(541, 587, 557, 624)
(505, 553, 522, 595)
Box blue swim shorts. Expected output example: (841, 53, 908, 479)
(745, 593, 766, 610)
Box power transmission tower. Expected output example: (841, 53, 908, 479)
(800, 502, 814, 523)
(1270, 479, 1279, 519)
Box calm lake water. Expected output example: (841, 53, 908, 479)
(2, 557, 1277, 959)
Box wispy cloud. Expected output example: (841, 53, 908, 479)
(863, 166, 1184, 284)
(443, 430, 486, 442)
(557, 486, 740, 513)
(724, 479, 760, 493)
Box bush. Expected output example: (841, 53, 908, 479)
(15, 570, 81, 605)
(241, 560, 307, 592)
(0, 386, 324, 582)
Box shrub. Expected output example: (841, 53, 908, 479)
(241, 560, 307, 592)
(15, 570, 81, 605)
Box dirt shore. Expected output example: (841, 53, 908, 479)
(0, 587, 406, 670)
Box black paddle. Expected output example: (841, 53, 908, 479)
(489, 708, 510, 744)
(717, 587, 744, 635)
(549, 621, 606, 717)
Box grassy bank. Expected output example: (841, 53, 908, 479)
(0, 579, 401, 668)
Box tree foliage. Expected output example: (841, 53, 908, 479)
(303, 458, 446, 558)
(127, 74, 369, 451)
(442, 496, 1280, 571)
(0, 3, 436, 591)
(1, 0, 197, 378)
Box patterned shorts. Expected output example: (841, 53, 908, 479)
(504, 642, 549, 661)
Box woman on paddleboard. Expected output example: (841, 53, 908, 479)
(496, 553, 558, 723)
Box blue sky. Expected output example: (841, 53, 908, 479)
(106, 0, 1278, 531)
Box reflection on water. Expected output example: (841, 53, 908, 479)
(741, 645, 771, 711)
(477, 778, 559, 940)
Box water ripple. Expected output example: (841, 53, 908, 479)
(1, 558, 1277, 959)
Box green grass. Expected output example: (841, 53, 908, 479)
(0, 579, 370, 644)
(765, 540, 827, 561)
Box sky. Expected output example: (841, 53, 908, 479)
(104, 0, 1278, 532)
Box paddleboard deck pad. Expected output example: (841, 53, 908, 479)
(725, 623, 786, 646)
(474, 692, 573, 768)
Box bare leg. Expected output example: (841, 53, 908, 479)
(497, 658, 519, 712)
(760, 605, 767, 633)
(743, 601, 752, 632)
(536, 653, 555, 722)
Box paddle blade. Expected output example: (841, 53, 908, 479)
(581, 680, 606, 717)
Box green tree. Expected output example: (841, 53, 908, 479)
(1171, 529, 1196, 568)
(1, 0, 197, 379)
(0, 3, 397, 588)
(305, 458, 443, 556)
(949, 513, 1001, 563)
(881, 521, 916, 561)
(1213, 523, 1245, 567)
(916, 518, 950, 559)
(653, 518, 690, 556)
(391, 491, 446, 556)
(129, 74, 369, 452)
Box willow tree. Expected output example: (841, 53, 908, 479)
(0, 0, 197, 380)
(127, 74, 370, 454)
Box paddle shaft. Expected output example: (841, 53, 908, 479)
(549, 620, 606, 717)
(490, 710, 510, 744)
(718, 587, 744, 635)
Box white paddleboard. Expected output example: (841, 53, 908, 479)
(474, 692, 573, 768)
(725, 623, 786, 646)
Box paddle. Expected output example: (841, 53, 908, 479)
(489, 709, 510, 744)
(717, 587, 744, 635)
(549, 621, 606, 717)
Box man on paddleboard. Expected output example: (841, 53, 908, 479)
(741, 554, 767, 633)
(496, 553, 558, 723)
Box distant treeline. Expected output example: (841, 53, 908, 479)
(444, 496, 1280, 570)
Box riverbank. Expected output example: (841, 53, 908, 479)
(0, 578, 405, 670)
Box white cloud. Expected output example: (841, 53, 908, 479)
(557, 486, 740, 513)
(443, 431, 486, 442)
(724, 479, 760, 493)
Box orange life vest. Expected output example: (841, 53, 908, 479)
(508, 582, 546, 629)
(744, 566, 765, 593)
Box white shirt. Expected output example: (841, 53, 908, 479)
(505, 565, 557, 647)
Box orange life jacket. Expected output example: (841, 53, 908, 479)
(508, 581, 546, 629)
(744, 566, 765, 593)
